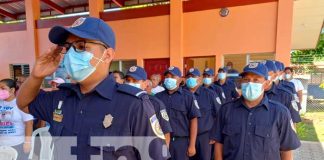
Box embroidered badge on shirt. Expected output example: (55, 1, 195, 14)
(103, 114, 113, 128)
(53, 101, 63, 122)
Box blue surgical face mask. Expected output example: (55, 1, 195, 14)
(203, 78, 212, 85)
(63, 47, 103, 82)
(164, 78, 177, 90)
(186, 77, 198, 88)
(127, 83, 141, 89)
(285, 74, 292, 80)
(241, 82, 264, 101)
(218, 73, 226, 80)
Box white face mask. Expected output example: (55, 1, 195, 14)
(285, 74, 292, 80)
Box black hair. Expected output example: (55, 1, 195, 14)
(0, 79, 17, 90)
(112, 70, 125, 79)
(284, 67, 293, 72)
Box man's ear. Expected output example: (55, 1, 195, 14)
(102, 48, 115, 63)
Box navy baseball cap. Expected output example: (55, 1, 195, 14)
(164, 66, 182, 77)
(274, 61, 283, 71)
(264, 60, 278, 73)
(218, 67, 228, 73)
(203, 68, 214, 76)
(49, 17, 116, 49)
(240, 62, 269, 79)
(186, 68, 201, 77)
(126, 66, 147, 81)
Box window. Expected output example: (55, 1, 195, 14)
(9, 64, 30, 80)
(110, 60, 137, 74)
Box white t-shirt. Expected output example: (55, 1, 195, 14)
(151, 85, 165, 95)
(290, 79, 304, 92)
(0, 99, 34, 146)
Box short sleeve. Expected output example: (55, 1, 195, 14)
(150, 96, 172, 134)
(297, 80, 304, 91)
(279, 109, 301, 151)
(210, 107, 224, 143)
(187, 94, 201, 119)
(28, 90, 59, 123)
(130, 97, 170, 159)
(19, 109, 34, 122)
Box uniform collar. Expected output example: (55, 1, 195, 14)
(58, 74, 115, 100)
(216, 79, 228, 86)
(238, 95, 270, 111)
(94, 74, 115, 100)
(266, 83, 278, 95)
(194, 86, 203, 95)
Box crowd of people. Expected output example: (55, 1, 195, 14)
(0, 17, 305, 160)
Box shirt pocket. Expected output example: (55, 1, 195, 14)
(222, 124, 241, 149)
(168, 105, 189, 136)
(254, 125, 272, 153)
(198, 107, 214, 132)
(87, 128, 137, 159)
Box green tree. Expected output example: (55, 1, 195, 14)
(291, 33, 324, 65)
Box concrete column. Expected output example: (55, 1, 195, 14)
(275, 0, 294, 66)
(25, 0, 40, 58)
(169, 0, 183, 71)
(89, 0, 104, 18)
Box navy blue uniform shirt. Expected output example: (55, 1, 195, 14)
(205, 84, 226, 104)
(214, 80, 239, 103)
(184, 86, 222, 134)
(155, 87, 201, 137)
(28, 75, 168, 160)
(265, 83, 302, 123)
(212, 96, 300, 160)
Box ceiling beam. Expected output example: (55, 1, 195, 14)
(0, 8, 17, 19)
(0, 0, 24, 5)
(112, 0, 125, 7)
(40, 0, 65, 14)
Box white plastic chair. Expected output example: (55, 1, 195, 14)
(0, 146, 18, 160)
(28, 127, 54, 160)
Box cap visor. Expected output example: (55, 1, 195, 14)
(126, 74, 144, 81)
(49, 26, 99, 45)
(240, 70, 265, 78)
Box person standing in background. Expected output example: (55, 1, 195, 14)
(151, 74, 165, 95)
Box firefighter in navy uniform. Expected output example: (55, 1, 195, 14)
(211, 62, 300, 160)
(17, 17, 168, 160)
(184, 68, 222, 160)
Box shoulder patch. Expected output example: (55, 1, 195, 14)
(291, 100, 299, 111)
(194, 100, 200, 109)
(150, 114, 165, 140)
(222, 92, 226, 99)
(160, 109, 169, 121)
(216, 97, 222, 105)
(290, 119, 296, 133)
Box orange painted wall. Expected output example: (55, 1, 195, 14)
(0, 31, 35, 79)
(0, 2, 281, 78)
(184, 2, 277, 56)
